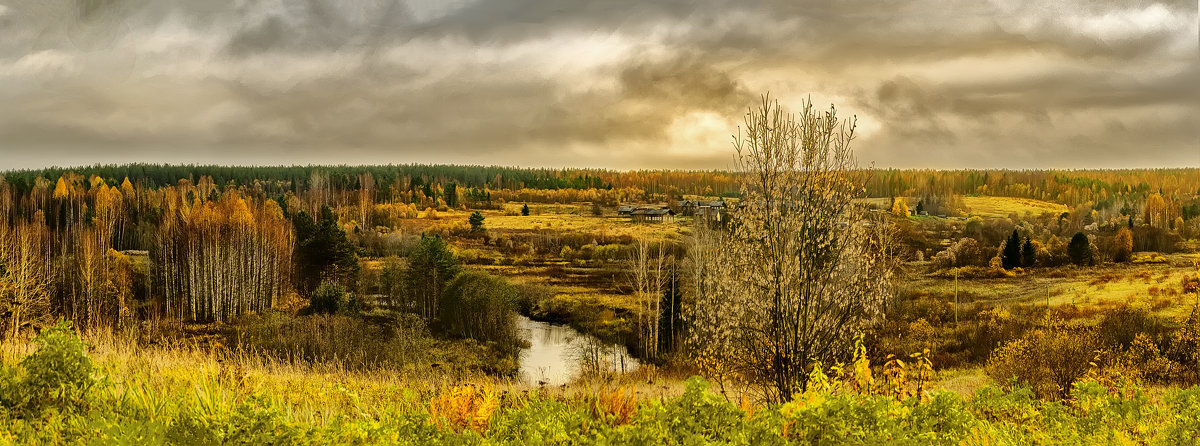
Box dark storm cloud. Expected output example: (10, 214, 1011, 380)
(0, 0, 1195, 170)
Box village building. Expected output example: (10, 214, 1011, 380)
(630, 207, 675, 223)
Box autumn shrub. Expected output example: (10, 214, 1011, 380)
(957, 307, 1031, 364)
(429, 384, 499, 433)
(512, 283, 553, 316)
(1182, 274, 1200, 294)
(986, 320, 1101, 399)
(1167, 309, 1200, 383)
(1097, 304, 1170, 351)
(1122, 333, 1174, 383)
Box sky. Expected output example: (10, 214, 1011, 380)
(0, 0, 1197, 171)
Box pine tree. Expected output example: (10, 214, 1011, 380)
(1068, 232, 1092, 266)
(1002, 230, 1022, 269)
(294, 206, 359, 296)
(1021, 237, 1037, 267)
(521, 203, 530, 216)
(468, 211, 485, 233)
(406, 234, 460, 318)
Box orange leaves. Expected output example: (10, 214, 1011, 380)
(589, 386, 638, 426)
(428, 384, 499, 433)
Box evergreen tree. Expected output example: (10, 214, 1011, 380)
(406, 234, 460, 318)
(294, 206, 359, 296)
(468, 211, 485, 233)
(1021, 237, 1037, 267)
(1002, 230, 1022, 269)
(521, 203, 530, 216)
(1068, 232, 1092, 266)
(444, 182, 458, 208)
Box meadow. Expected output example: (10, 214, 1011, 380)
(1, 164, 1199, 444)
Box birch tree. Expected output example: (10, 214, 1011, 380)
(687, 95, 893, 403)
(0, 211, 52, 340)
(628, 237, 668, 360)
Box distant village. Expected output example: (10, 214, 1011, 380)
(615, 200, 732, 223)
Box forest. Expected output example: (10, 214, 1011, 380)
(2, 103, 1200, 442)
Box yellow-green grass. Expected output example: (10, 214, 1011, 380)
(0, 330, 684, 433)
(855, 197, 893, 209)
(911, 253, 1200, 319)
(398, 206, 689, 243)
(961, 196, 1068, 219)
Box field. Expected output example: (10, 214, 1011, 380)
(960, 196, 1069, 219)
(909, 253, 1200, 319)
(860, 196, 1069, 218)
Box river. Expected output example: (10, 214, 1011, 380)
(517, 315, 639, 386)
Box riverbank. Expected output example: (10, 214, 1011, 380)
(516, 315, 640, 387)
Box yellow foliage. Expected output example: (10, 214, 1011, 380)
(590, 386, 637, 425)
(891, 197, 909, 218)
(53, 177, 69, 199)
(120, 177, 135, 197)
(428, 384, 498, 433)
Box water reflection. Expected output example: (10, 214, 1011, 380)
(517, 315, 639, 386)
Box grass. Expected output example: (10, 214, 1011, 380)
(909, 253, 1200, 320)
(6, 325, 1200, 444)
(961, 196, 1068, 218)
(856, 196, 1068, 219)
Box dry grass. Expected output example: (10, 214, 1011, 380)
(961, 196, 1068, 218)
(1, 326, 691, 429)
(910, 253, 1200, 320)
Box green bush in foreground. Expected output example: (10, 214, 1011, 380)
(3, 322, 1200, 445)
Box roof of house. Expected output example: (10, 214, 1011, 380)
(631, 208, 674, 216)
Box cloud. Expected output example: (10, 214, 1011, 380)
(0, 0, 1195, 170)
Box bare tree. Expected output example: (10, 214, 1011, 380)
(686, 95, 893, 403)
(0, 211, 52, 340)
(628, 237, 668, 359)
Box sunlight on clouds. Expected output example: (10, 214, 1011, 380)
(665, 111, 736, 156)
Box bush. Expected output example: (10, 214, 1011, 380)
(1096, 304, 1169, 351)
(986, 320, 1100, 400)
(1167, 309, 1200, 383)
(513, 283, 553, 316)
(308, 280, 355, 315)
(6, 320, 95, 413)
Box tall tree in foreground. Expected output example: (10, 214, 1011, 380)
(686, 95, 893, 403)
(628, 237, 669, 360)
